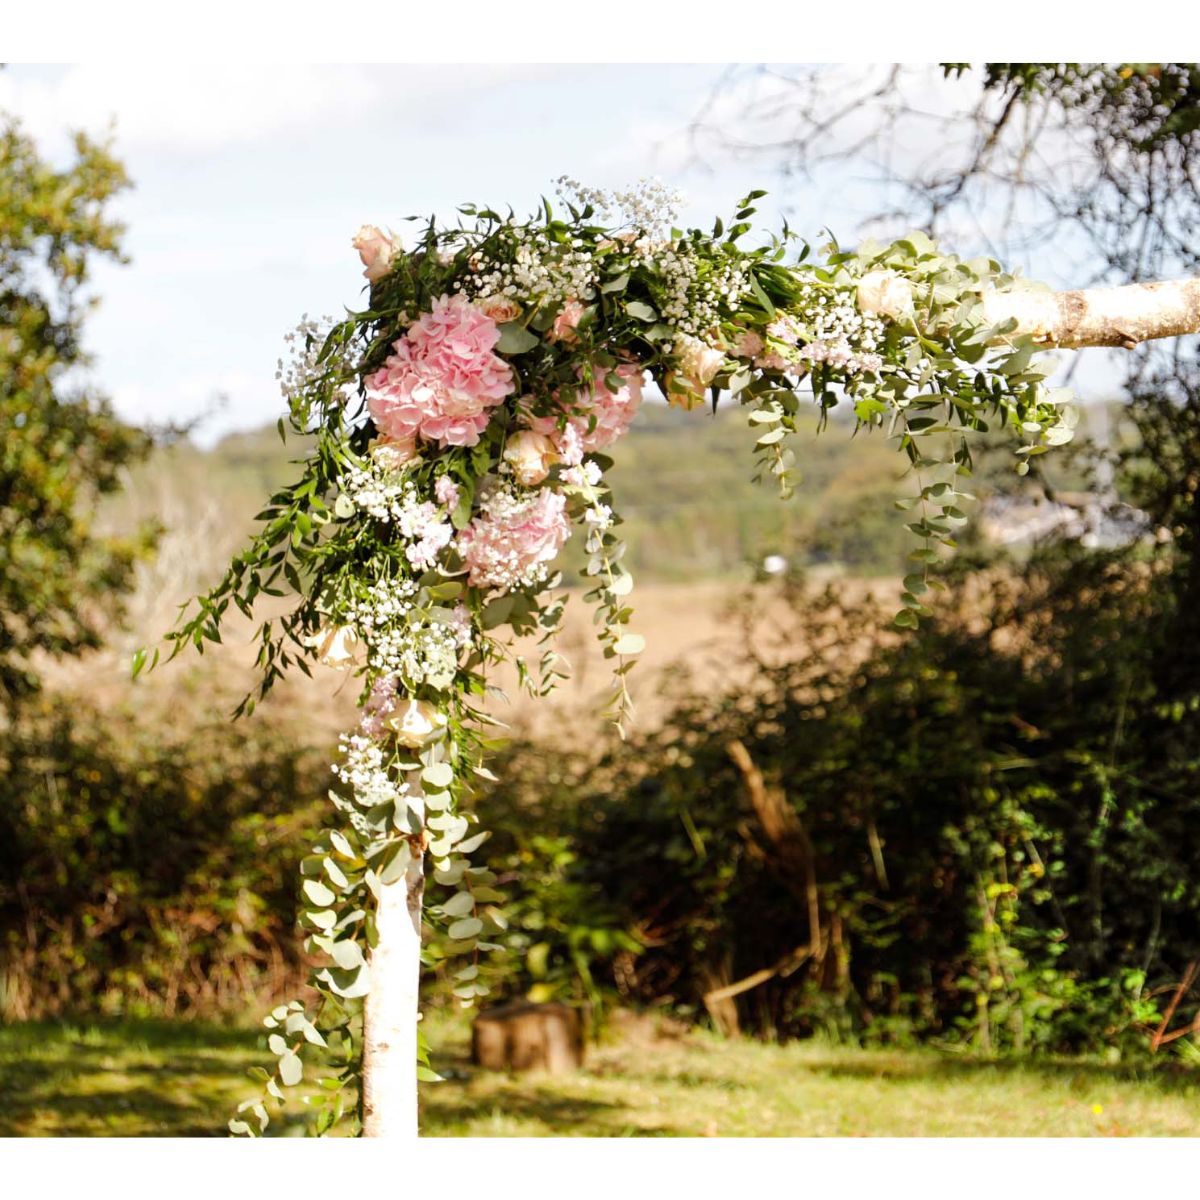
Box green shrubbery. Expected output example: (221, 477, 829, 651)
(0, 696, 329, 1019)
(5, 541, 1197, 1061)
(470, 544, 1200, 1057)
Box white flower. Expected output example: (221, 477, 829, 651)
(856, 270, 914, 321)
(385, 698, 447, 748)
(304, 624, 360, 669)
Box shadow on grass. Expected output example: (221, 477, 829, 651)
(0, 1017, 266, 1137)
(420, 1085, 684, 1137)
(791, 1050, 1200, 1095)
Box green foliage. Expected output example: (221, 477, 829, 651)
(0, 112, 153, 708)
(0, 693, 330, 1021)
(470, 541, 1200, 1057)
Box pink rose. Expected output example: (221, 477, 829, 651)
(548, 299, 585, 345)
(352, 224, 401, 283)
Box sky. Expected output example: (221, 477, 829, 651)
(2, 63, 1127, 444)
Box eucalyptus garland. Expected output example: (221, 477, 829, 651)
(140, 180, 1075, 1135)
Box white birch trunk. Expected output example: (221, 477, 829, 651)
(360, 852, 424, 1138)
(984, 277, 1200, 349)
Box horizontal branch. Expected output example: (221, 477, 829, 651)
(983, 277, 1200, 350)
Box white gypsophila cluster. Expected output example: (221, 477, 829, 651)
(555, 176, 684, 236)
(342, 461, 453, 568)
(457, 225, 597, 307)
(344, 577, 472, 690)
(646, 241, 751, 337)
(333, 732, 410, 813)
(370, 619, 462, 690)
(344, 576, 419, 639)
(275, 313, 356, 403)
(774, 282, 887, 375)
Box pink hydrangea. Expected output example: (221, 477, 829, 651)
(365, 294, 515, 448)
(457, 487, 571, 591)
(530, 364, 644, 461)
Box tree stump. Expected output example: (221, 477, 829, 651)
(471, 1001, 585, 1074)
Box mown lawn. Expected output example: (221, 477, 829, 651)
(1, 1013, 1198, 1137)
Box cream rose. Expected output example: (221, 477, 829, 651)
(304, 624, 360, 669)
(370, 435, 420, 471)
(352, 224, 401, 283)
(675, 335, 726, 388)
(856, 269, 915, 320)
(663, 371, 708, 412)
(476, 295, 522, 324)
(504, 429, 559, 487)
(385, 698, 446, 748)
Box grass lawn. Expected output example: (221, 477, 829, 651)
(1, 1012, 1197, 1137)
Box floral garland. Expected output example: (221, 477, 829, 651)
(144, 180, 1075, 1136)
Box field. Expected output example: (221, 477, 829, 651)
(2, 1014, 1197, 1138)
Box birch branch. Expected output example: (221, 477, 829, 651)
(983, 277, 1200, 349)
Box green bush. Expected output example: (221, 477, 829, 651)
(468, 548, 1200, 1056)
(0, 694, 331, 1020)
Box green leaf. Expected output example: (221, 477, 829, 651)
(448, 917, 483, 940)
(496, 322, 540, 354)
(442, 891, 475, 918)
(303, 879, 336, 907)
(625, 301, 657, 322)
(278, 1052, 303, 1087)
(612, 633, 645, 656)
(422, 762, 454, 789)
(330, 939, 364, 970)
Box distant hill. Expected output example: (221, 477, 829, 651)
(101, 395, 1114, 632)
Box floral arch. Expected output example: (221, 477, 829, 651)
(148, 180, 1089, 1137)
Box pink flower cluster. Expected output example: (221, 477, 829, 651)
(365, 294, 515, 448)
(360, 674, 400, 740)
(457, 487, 571, 590)
(530, 364, 644, 464)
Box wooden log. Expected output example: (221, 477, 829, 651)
(472, 1001, 585, 1074)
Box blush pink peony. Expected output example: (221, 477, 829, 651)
(365, 294, 515, 448)
(457, 487, 571, 591)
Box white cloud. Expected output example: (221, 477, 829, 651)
(0, 63, 562, 155)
